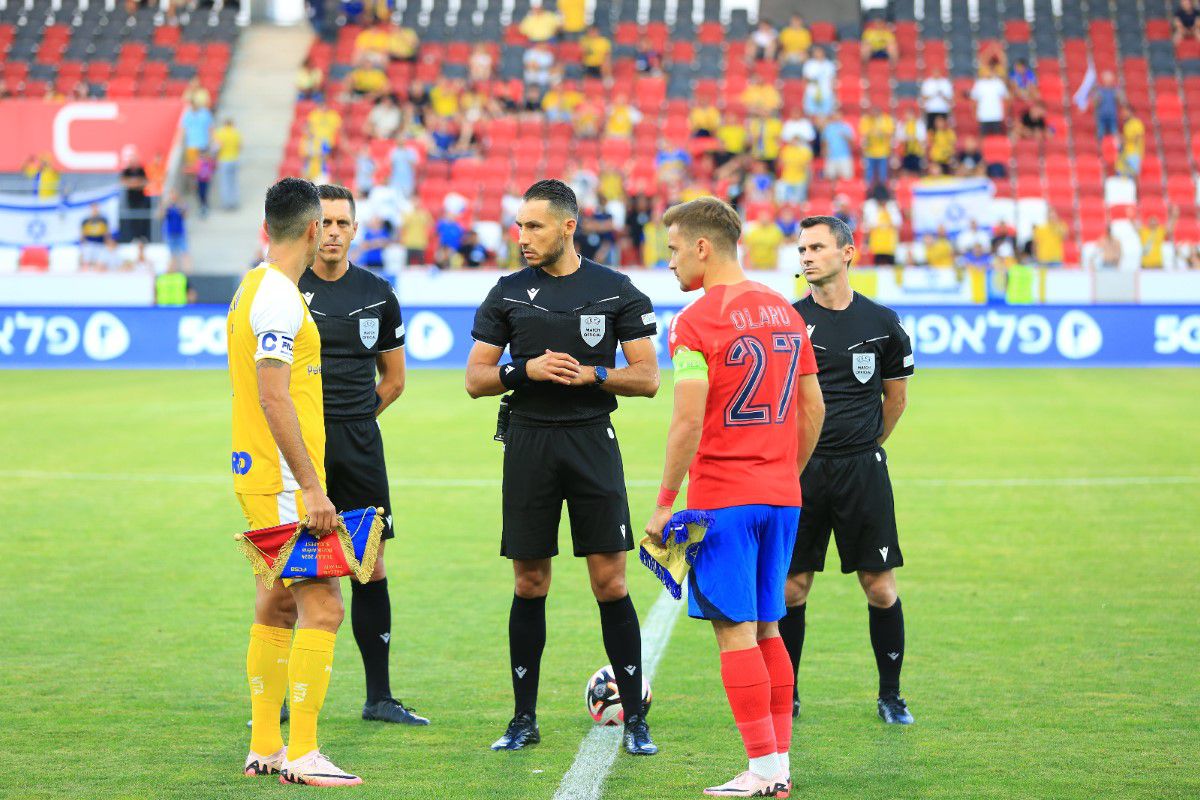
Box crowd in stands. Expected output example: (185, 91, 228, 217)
(279, 2, 1200, 271)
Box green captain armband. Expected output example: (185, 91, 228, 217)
(672, 347, 709, 383)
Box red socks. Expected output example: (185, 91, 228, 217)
(757, 636, 794, 754)
(719, 647, 777, 758)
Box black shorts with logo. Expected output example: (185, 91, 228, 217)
(325, 418, 394, 540)
(790, 446, 902, 574)
(501, 417, 633, 560)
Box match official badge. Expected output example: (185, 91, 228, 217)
(853, 352, 876, 383)
(359, 318, 379, 348)
(580, 314, 605, 347)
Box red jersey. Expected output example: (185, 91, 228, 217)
(669, 281, 817, 510)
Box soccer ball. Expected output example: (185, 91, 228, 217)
(585, 664, 652, 725)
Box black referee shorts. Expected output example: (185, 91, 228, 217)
(501, 419, 634, 560)
(790, 447, 902, 575)
(325, 417, 394, 541)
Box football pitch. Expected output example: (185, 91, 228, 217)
(1, 368, 1197, 800)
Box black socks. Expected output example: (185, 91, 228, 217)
(350, 577, 393, 704)
(778, 602, 807, 699)
(868, 597, 905, 697)
(509, 594, 547, 717)
(598, 594, 644, 721)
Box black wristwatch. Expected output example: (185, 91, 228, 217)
(594, 366, 608, 385)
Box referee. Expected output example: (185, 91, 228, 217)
(296, 183, 429, 725)
(780, 215, 916, 725)
(465, 180, 661, 755)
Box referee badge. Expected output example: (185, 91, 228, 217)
(359, 318, 379, 348)
(580, 314, 605, 347)
(853, 352, 876, 383)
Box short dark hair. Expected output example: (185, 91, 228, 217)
(318, 183, 356, 220)
(523, 179, 578, 220)
(264, 178, 321, 242)
(799, 215, 854, 248)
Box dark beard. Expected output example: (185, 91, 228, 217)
(525, 239, 566, 269)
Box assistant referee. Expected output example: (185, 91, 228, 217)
(296, 183, 428, 726)
(466, 179, 661, 756)
(780, 215, 916, 725)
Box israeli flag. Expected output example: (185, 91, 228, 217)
(911, 177, 995, 239)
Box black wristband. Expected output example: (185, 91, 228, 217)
(500, 359, 530, 390)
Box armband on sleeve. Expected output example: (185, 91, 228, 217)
(672, 347, 709, 383)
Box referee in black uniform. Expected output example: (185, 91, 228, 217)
(297, 183, 428, 725)
(779, 215, 916, 725)
(465, 180, 661, 755)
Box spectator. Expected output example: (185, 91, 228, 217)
(125, 237, 154, 272)
(573, 95, 604, 138)
(920, 66, 954, 128)
(634, 34, 663, 74)
(1118, 107, 1145, 177)
(429, 78, 461, 118)
(1187, 244, 1200, 270)
(212, 118, 241, 211)
(860, 108, 896, 187)
(1091, 226, 1123, 269)
(749, 19, 779, 62)
(307, 102, 343, 150)
(748, 112, 784, 167)
(389, 137, 419, 198)
(1033, 209, 1068, 266)
(1018, 99, 1048, 140)
(400, 203, 433, 265)
(690, 99, 722, 137)
(576, 204, 617, 264)
(120, 148, 150, 242)
(80, 204, 111, 269)
(180, 96, 213, 167)
(741, 73, 783, 117)
(605, 94, 643, 139)
(715, 118, 749, 167)
(1010, 58, 1037, 100)
(831, 194, 858, 232)
(780, 107, 816, 150)
(744, 211, 784, 270)
(778, 206, 800, 240)
(992, 220, 1018, 259)
(349, 55, 389, 99)
(978, 40, 1008, 79)
(160, 191, 191, 273)
(194, 150, 214, 218)
(821, 112, 856, 181)
(1141, 209, 1178, 268)
(1175, 0, 1200, 44)
(655, 140, 692, 183)
(581, 26, 612, 80)
(778, 15, 812, 63)
(23, 154, 60, 199)
(519, 1, 560, 43)
(866, 206, 899, 265)
(456, 228, 491, 268)
(626, 195, 653, 259)
(468, 44, 494, 84)
(355, 216, 390, 270)
(776, 137, 813, 204)
(354, 24, 390, 60)
(296, 59, 324, 100)
(96, 237, 126, 272)
(559, 0, 586, 37)
(389, 24, 419, 62)
(1093, 71, 1121, 138)
(802, 46, 836, 117)
(300, 129, 332, 182)
(925, 227, 955, 266)
(955, 219, 991, 253)
(542, 81, 579, 122)
(970, 66, 1009, 136)
(862, 183, 902, 231)
(523, 43, 555, 88)
(957, 134, 984, 177)
(434, 211, 465, 269)
(742, 159, 775, 206)
(366, 95, 403, 139)
(355, 150, 377, 194)
(961, 243, 993, 269)
(928, 114, 957, 173)
(861, 19, 897, 63)
(896, 108, 926, 174)
(184, 78, 211, 111)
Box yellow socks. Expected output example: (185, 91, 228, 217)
(247, 623, 292, 755)
(287, 628, 337, 760)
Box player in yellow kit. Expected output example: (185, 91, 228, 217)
(229, 177, 361, 787)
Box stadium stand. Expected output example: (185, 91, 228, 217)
(274, 0, 1200, 270)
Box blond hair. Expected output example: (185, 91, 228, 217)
(662, 196, 742, 257)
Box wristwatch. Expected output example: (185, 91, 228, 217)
(594, 366, 608, 385)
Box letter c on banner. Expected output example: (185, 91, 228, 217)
(53, 103, 120, 171)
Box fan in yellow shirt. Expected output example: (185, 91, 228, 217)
(1032, 211, 1067, 266)
(779, 15, 812, 61)
(748, 115, 784, 161)
(861, 20, 897, 62)
(775, 141, 813, 204)
(924, 229, 955, 267)
(1118, 113, 1145, 177)
(689, 103, 721, 136)
(605, 97, 643, 138)
(927, 116, 956, 169)
(867, 209, 899, 265)
(581, 27, 612, 79)
(230, 178, 358, 787)
(741, 76, 783, 116)
(518, 5, 560, 42)
(1139, 209, 1176, 268)
(716, 122, 748, 157)
(307, 105, 342, 149)
(429, 79, 461, 118)
(744, 213, 785, 270)
(559, 0, 586, 34)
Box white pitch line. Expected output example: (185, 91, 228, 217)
(3, 469, 1200, 490)
(552, 588, 683, 800)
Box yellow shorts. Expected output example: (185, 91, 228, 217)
(237, 490, 309, 587)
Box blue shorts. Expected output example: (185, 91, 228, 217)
(687, 505, 801, 623)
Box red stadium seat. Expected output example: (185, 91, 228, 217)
(810, 21, 836, 43)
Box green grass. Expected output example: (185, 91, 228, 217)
(0, 369, 1197, 799)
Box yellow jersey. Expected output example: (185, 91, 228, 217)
(1141, 225, 1165, 268)
(227, 264, 325, 495)
(560, 0, 586, 32)
(690, 105, 721, 132)
(605, 105, 637, 138)
(748, 117, 783, 160)
(307, 108, 342, 146)
(1123, 117, 1145, 157)
(778, 142, 813, 183)
(779, 25, 812, 56)
(929, 128, 956, 163)
(717, 123, 748, 154)
(863, 28, 894, 52)
(860, 114, 895, 159)
(1033, 223, 1065, 264)
(581, 34, 611, 67)
(926, 238, 955, 267)
(868, 224, 898, 256)
(213, 125, 242, 162)
(745, 222, 784, 269)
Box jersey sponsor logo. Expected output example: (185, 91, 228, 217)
(853, 352, 876, 383)
(231, 451, 253, 475)
(580, 314, 605, 347)
(359, 317, 379, 348)
(527, 287, 540, 301)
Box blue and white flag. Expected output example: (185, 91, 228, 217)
(0, 184, 121, 247)
(1073, 60, 1097, 111)
(911, 177, 995, 238)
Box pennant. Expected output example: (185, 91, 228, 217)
(235, 507, 384, 588)
(638, 509, 713, 600)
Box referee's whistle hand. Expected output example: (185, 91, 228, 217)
(528, 349, 581, 385)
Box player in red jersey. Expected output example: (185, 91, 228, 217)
(644, 198, 825, 798)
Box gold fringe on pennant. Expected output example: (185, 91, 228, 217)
(233, 508, 384, 588)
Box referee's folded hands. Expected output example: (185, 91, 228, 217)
(528, 349, 581, 385)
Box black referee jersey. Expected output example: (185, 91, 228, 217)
(299, 263, 405, 420)
(793, 292, 914, 455)
(471, 257, 657, 425)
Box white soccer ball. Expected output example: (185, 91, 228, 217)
(585, 664, 652, 725)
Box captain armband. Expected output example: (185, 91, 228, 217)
(672, 347, 709, 383)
